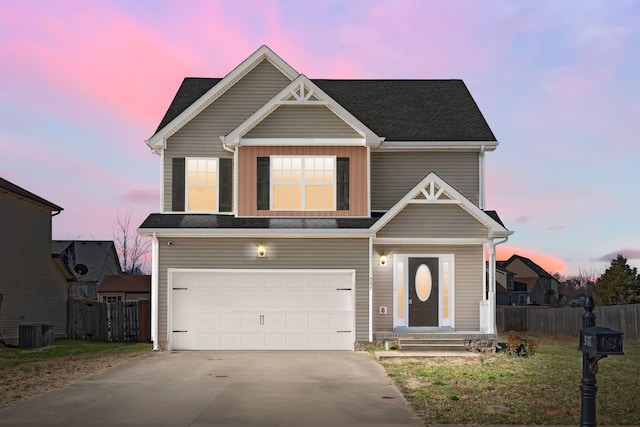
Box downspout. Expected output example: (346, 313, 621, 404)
(368, 236, 373, 343)
(479, 145, 485, 210)
(488, 236, 509, 335)
(151, 232, 159, 351)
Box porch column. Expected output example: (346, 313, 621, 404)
(151, 233, 159, 350)
(489, 237, 509, 335)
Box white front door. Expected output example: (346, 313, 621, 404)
(170, 269, 355, 350)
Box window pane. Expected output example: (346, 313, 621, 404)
(306, 185, 333, 210)
(397, 261, 404, 318)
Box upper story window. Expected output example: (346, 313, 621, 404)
(186, 158, 218, 211)
(271, 156, 335, 210)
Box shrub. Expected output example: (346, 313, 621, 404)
(505, 334, 538, 357)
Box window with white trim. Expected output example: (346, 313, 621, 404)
(104, 296, 122, 303)
(271, 156, 335, 210)
(186, 158, 218, 212)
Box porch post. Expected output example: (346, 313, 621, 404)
(151, 232, 159, 350)
(488, 241, 496, 334)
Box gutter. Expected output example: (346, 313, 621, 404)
(368, 237, 373, 343)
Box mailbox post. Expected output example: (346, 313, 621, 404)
(578, 297, 624, 427)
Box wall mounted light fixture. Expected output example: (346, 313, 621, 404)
(257, 243, 266, 258)
(379, 253, 387, 266)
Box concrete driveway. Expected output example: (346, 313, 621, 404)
(0, 351, 422, 426)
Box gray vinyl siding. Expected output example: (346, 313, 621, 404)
(0, 194, 67, 340)
(163, 60, 291, 211)
(372, 244, 484, 331)
(377, 204, 488, 239)
(157, 237, 370, 347)
(371, 151, 479, 211)
(245, 105, 361, 138)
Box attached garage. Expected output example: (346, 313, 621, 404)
(169, 269, 355, 350)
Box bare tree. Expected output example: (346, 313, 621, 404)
(113, 210, 151, 274)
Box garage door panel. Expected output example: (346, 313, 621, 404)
(171, 270, 354, 350)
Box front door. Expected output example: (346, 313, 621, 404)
(408, 257, 439, 326)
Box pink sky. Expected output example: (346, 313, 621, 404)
(1, 0, 639, 276)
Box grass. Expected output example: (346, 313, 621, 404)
(0, 339, 152, 369)
(380, 335, 640, 425)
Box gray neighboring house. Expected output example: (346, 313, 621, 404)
(139, 46, 513, 351)
(0, 178, 72, 344)
(52, 240, 123, 300)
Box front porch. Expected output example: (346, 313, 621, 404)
(368, 330, 498, 353)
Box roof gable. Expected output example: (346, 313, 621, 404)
(1, 177, 63, 212)
(501, 254, 554, 279)
(146, 45, 299, 153)
(372, 172, 511, 237)
(222, 76, 381, 147)
(146, 46, 498, 152)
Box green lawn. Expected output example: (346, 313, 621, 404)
(381, 337, 640, 425)
(0, 339, 152, 369)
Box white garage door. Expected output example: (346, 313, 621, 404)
(170, 269, 355, 350)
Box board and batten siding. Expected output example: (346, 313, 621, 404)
(372, 244, 484, 331)
(377, 204, 489, 239)
(163, 60, 292, 211)
(245, 105, 361, 138)
(371, 151, 480, 211)
(156, 237, 370, 348)
(237, 145, 368, 217)
(0, 193, 67, 340)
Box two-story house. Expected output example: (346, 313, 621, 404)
(497, 254, 560, 305)
(1, 178, 71, 345)
(139, 46, 512, 351)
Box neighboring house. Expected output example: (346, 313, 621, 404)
(52, 240, 123, 300)
(559, 287, 589, 307)
(97, 275, 151, 303)
(0, 178, 71, 344)
(497, 255, 560, 305)
(495, 266, 531, 305)
(138, 46, 513, 351)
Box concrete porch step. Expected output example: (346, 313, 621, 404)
(399, 338, 468, 352)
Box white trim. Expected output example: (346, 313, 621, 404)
(368, 237, 373, 343)
(479, 145, 485, 209)
(371, 172, 512, 237)
(366, 146, 371, 216)
(374, 237, 488, 245)
(160, 150, 165, 213)
(377, 140, 498, 151)
(151, 233, 159, 350)
(146, 45, 299, 153)
(241, 138, 364, 146)
(222, 75, 382, 148)
(233, 146, 239, 216)
(167, 268, 356, 351)
(392, 253, 455, 329)
(184, 157, 220, 213)
(139, 228, 374, 238)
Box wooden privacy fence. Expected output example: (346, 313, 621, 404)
(497, 304, 640, 341)
(67, 299, 151, 342)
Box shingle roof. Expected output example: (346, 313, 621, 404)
(0, 177, 63, 211)
(98, 275, 151, 293)
(155, 78, 222, 133)
(139, 213, 382, 230)
(52, 240, 122, 281)
(154, 78, 496, 141)
(502, 254, 554, 279)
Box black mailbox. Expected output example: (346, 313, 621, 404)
(579, 326, 624, 357)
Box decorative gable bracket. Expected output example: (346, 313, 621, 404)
(372, 172, 512, 238)
(281, 81, 325, 104)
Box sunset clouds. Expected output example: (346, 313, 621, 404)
(1, 0, 638, 275)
